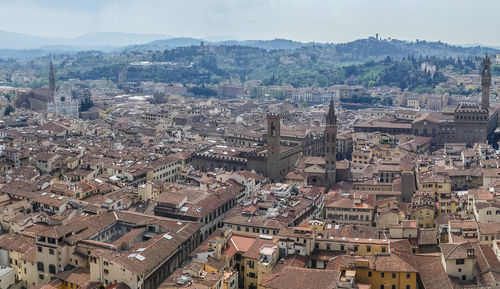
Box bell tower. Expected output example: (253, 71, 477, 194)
(49, 59, 56, 96)
(481, 54, 491, 110)
(325, 98, 337, 187)
(266, 113, 281, 182)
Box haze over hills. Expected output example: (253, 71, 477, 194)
(0, 30, 172, 50)
(0, 30, 498, 62)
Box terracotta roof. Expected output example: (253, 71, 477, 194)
(476, 244, 500, 285)
(242, 237, 276, 260)
(479, 223, 500, 235)
(418, 228, 438, 246)
(415, 253, 454, 289)
(53, 267, 90, 287)
(260, 267, 340, 289)
(440, 242, 475, 260)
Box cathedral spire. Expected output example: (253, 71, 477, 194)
(326, 97, 336, 126)
(49, 58, 56, 95)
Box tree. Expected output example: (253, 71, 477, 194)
(188, 86, 217, 97)
(4, 105, 14, 116)
(80, 97, 94, 112)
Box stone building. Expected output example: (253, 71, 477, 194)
(412, 55, 497, 149)
(47, 87, 80, 118)
(17, 61, 80, 118)
(192, 113, 303, 182)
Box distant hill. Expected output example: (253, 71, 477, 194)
(121, 38, 310, 52)
(0, 30, 498, 61)
(123, 36, 496, 58)
(123, 38, 203, 52)
(0, 30, 171, 50)
(333, 37, 496, 59)
(218, 39, 310, 50)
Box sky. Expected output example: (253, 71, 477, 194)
(1, 0, 499, 46)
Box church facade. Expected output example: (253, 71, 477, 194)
(47, 87, 80, 118)
(17, 61, 80, 118)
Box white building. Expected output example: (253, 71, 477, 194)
(0, 266, 15, 289)
(47, 88, 80, 118)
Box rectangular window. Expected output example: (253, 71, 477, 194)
(37, 262, 44, 272)
(381, 272, 385, 278)
(368, 272, 372, 277)
(49, 249, 54, 255)
(406, 273, 411, 279)
(392, 273, 396, 278)
(456, 259, 465, 265)
(392, 286, 396, 289)
(37, 247, 42, 253)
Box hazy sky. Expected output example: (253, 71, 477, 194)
(1, 0, 499, 45)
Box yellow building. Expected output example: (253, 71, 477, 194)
(407, 98, 420, 109)
(352, 149, 373, 164)
(242, 239, 278, 289)
(417, 172, 452, 199)
(338, 239, 418, 289)
(409, 204, 435, 228)
(0, 235, 39, 287)
(478, 223, 500, 245)
(437, 197, 461, 215)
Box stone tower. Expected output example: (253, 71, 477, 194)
(400, 171, 416, 203)
(266, 113, 281, 182)
(481, 54, 491, 110)
(49, 60, 56, 96)
(325, 98, 337, 187)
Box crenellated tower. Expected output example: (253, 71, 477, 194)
(481, 54, 491, 110)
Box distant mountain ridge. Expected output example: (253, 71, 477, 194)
(0, 30, 171, 50)
(0, 30, 498, 60)
(122, 38, 311, 52)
